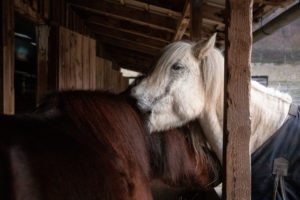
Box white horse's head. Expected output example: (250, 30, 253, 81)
(131, 34, 224, 132)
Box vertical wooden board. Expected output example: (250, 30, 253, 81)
(191, 0, 203, 41)
(99, 57, 106, 90)
(58, 27, 63, 89)
(75, 32, 83, 89)
(118, 75, 125, 93)
(96, 57, 104, 90)
(43, 0, 50, 19)
(32, 0, 38, 11)
(111, 70, 119, 93)
(60, 0, 66, 27)
(14, 0, 22, 8)
(82, 36, 90, 90)
(2, 0, 15, 114)
(110, 70, 116, 93)
(48, 25, 59, 91)
(117, 72, 123, 93)
(0, 0, 3, 113)
(58, 27, 66, 90)
(64, 27, 71, 90)
(223, 0, 253, 200)
(102, 59, 108, 90)
(69, 30, 77, 89)
(103, 60, 112, 91)
(36, 25, 50, 104)
(120, 77, 125, 92)
(121, 77, 129, 92)
(116, 73, 121, 93)
(89, 38, 96, 90)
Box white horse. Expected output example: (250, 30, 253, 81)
(131, 33, 293, 162)
(131, 34, 300, 199)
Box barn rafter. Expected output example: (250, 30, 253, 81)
(59, 0, 299, 73)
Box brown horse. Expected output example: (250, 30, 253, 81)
(0, 91, 220, 200)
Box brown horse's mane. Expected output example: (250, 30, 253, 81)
(36, 90, 220, 187)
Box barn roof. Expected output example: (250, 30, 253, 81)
(66, 0, 300, 73)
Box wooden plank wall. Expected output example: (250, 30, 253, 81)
(51, 0, 67, 26)
(67, 9, 91, 36)
(36, 25, 50, 103)
(1, 0, 15, 114)
(58, 27, 97, 90)
(96, 57, 129, 94)
(223, 0, 253, 199)
(0, 0, 3, 114)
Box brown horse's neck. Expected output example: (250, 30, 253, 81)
(147, 128, 219, 189)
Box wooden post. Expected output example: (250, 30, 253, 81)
(36, 25, 50, 104)
(48, 25, 59, 92)
(0, 0, 3, 114)
(190, 0, 202, 41)
(1, 0, 15, 114)
(223, 0, 253, 200)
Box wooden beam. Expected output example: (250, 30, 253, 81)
(117, 0, 181, 19)
(253, 2, 300, 43)
(1, 0, 15, 114)
(191, 0, 203, 41)
(173, 0, 191, 41)
(0, 0, 3, 114)
(202, 3, 225, 27)
(87, 23, 168, 48)
(83, 14, 173, 42)
(223, 0, 253, 200)
(48, 25, 60, 91)
(253, 1, 298, 31)
(94, 34, 160, 56)
(68, 0, 178, 32)
(36, 25, 50, 104)
(14, 0, 45, 23)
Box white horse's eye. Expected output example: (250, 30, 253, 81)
(171, 63, 184, 71)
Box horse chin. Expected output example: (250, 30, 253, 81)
(147, 111, 184, 133)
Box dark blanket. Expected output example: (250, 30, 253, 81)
(252, 107, 300, 200)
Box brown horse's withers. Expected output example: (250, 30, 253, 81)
(0, 91, 220, 200)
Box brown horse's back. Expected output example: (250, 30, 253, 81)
(0, 92, 152, 200)
(0, 91, 221, 200)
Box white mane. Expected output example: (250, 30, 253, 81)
(251, 81, 292, 103)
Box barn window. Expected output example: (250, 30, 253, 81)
(14, 13, 37, 113)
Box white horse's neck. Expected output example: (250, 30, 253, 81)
(249, 81, 291, 152)
(198, 81, 292, 162)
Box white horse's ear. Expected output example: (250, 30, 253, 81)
(193, 33, 217, 59)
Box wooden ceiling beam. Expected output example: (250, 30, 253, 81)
(173, 0, 191, 41)
(68, 0, 177, 32)
(94, 34, 160, 56)
(115, 0, 181, 19)
(202, 3, 225, 27)
(93, 30, 164, 51)
(88, 23, 168, 48)
(75, 12, 174, 42)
